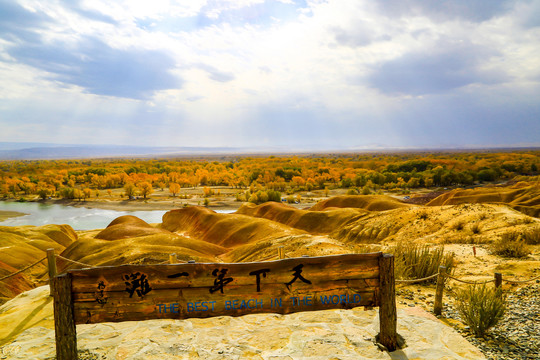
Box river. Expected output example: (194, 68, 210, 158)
(0, 201, 232, 231)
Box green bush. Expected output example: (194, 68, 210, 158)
(492, 232, 531, 258)
(247, 189, 281, 205)
(391, 242, 455, 283)
(455, 284, 506, 337)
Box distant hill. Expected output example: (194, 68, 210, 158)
(0, 143, 244, 159)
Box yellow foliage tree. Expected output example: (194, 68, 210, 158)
(138, 182, 153, 199)
(169, 183, 181, 197)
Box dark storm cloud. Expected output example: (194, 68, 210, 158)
(376, 0, 514, 22)
(8, 36, 181, 99)
(367, 42, 509, 96)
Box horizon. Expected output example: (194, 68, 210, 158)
(1, 1, 539, 150)
(1, 141, 540, 161)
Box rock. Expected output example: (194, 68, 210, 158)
(0, 286, 486, 359)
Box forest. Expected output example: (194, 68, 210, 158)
(0, 150, 538, 203)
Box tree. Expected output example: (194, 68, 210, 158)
(124, 182, 137, 199)
(83, 188, 92, 201)
(73, 188, 83, 201)
(169, 183, 181, 197)
(138, 182, 153, 199)
(37, 186, 52, 200)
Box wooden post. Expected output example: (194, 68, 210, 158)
(52, 273, 77, 360)
(169, 253, 177, 264)
(278, 246, 284, 259)
(47, 248, 57, 296)
(379, 253, 397, 352)
(434, 266, 447, 316)
(494, 273, 503, 298)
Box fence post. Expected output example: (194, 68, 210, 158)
(169, 253, 177, 264)
(434, 266, 447, 316)
(47, 248, 57, 296)
(52, 273, 77, 360)
(379, 253, 398, 351)
(494, 273, 503, 298)
(278, 247, 284, 259)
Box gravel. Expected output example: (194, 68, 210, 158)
(442, 283, 540, 360)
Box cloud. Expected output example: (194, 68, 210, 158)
(375, 0, 514, 22)
(331, 22, 391, 48)
(367, 41, 509, 96)
(198, 64, 236, 82)
(59, 0, 117, 24)
(0, 0, 52, 42)
(8, 36, 181, 99)
(0, 0, 539, 150)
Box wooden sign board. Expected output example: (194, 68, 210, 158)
(53, 252, 397, 359)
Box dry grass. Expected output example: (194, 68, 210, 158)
(390, 242, 455, 282)
(455, 284, 506, 338)
(491, 231, 531, 258)
(522, 225, 540, 245)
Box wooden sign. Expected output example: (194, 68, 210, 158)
(53, 252, 397, 359)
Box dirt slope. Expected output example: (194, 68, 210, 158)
(309, 195, 411, 211)
(61, 215, 228, 268)
(236, 201, 367, 234)
(427, 182, 540, 217)
(0, 224, 77, 302)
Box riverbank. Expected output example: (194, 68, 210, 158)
(0, 211, 26, 222)
(1, 197, 319, 213)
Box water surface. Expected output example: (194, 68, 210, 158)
(0, 201, 232, 231)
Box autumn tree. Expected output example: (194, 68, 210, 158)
(169, 183, 180, 197)
(138, 181, 153, 199)
(83, 188, 92, 201)
(124, 182, 137, 199)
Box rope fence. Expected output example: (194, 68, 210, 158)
(445, 274, 496, 285)
(503, 274, 540, 284)
(55, 255, 94, 268)
(395, 273, 439, 284)
(0, 256, 46, 282)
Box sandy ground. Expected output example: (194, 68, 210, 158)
(0, 211, 26, 222)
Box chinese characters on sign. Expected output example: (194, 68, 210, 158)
(95, 262, 364, 316)
(123, 272, 152, 298)
(95, 281, 108, 304)
(285, 264, 312, 289)
(209, 268, 234, 294)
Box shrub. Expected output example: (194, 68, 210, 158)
(391, 242, 455, 283)
(469, 223, 482, 234)
(523, 226, 540, 245)
(492, 232, 531, 258)
(417, 210, 429, 220)
(247, 189, 281, 205)
(266, 189, 281, 202)
(59, 187, 76, 199)
(455, 284, 506, 337)
(453, 220, 465, 231)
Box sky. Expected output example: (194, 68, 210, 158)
(0, 0, 539, 151)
